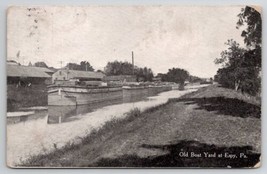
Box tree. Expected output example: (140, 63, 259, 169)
(34, 61, 48, 68)
(65, 63, 81, 70)
(214, 6, 261, 95)
(237, 6, 261, 69)
(163, 68, 189, 89)
(215, 39, 260, 94)
(215, 40, 246, 90)
(237, 6, 261, 48)
(215, 67, 236, 89)
(80, 61, 94, 71)
(96, 69, 104, 73)
(105, 61, 133, 75)
(65, 61, 94, 71)
(188, 75, 202, 83)
(146, 68, 154, 81)
(135, 67, 154, 82)
(104, 60, 154, 81)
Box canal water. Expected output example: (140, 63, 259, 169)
(7, 84, 207, 166)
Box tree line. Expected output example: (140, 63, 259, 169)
(214, 6, 261, 96)
(104, 60, 154, 81)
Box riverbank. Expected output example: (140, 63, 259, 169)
(20, 85, 261, 168)
(7, 84, 47, 112)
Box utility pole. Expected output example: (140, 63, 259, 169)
(132, 51, 134, 75)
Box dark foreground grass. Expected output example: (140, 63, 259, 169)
(20, 85, 261, 168)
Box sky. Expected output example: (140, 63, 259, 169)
(7, 6, 246, 78)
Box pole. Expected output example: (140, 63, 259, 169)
(132, 51, 134, 75)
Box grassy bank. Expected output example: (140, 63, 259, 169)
(20, 85, 261, 168)
(7, 84, 48, 111)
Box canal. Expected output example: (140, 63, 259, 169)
(7, 84, 208, 166)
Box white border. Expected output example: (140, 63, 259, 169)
(1, 0, 266, 173)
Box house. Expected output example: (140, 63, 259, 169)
(52, 69, 105, 84)
(7, 64, 52, 85)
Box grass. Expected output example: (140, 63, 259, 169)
(18, 85, 261, 168)
(7, 84, 48, 111)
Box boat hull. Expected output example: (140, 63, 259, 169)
(48, 86, 123, 106)
(48, 85, 172, 106)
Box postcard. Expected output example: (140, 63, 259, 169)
(6, 5, 261, 168)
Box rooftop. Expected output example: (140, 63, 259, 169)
(58, 69, 105, 79)
(7, 64, 51, 78)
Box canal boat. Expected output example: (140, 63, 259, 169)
(122, 84, 172, 92)
(48, 83, 173, 106)
(48, 84, 123, 106)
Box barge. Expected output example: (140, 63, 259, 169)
(48, 84, 172, 106)
(48, 85, 123, 106)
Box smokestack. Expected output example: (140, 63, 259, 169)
(132, 51, 134, 75)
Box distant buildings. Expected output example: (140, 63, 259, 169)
(52, 69, 105, 84)
(7, 62, 142, 87)
(200, 78, 213, 84)
(152, 77, 161, 82)
(103, 75, 137, 83)
(152, 73, 164, 82)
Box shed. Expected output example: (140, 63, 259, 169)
(7, 64, 52, 85)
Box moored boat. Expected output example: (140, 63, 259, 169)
(48, 84, 173, 106)
(48, 85, 123, 106)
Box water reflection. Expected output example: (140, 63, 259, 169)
(7, 87, 187, 126)
(47, 99, 123, 124)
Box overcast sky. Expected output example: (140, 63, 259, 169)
(7, 6, 245, 78)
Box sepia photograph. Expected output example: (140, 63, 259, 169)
(6, 5, 261, 168)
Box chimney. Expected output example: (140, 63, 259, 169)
(132, 51, 134, 75)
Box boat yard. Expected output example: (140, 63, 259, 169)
(7, 84, 208, 166)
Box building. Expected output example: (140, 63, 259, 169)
(200, 78, 213, 84)
(7, 60, 19, 65)
(36, 67, 55, 76)
(7, 64, 52, 85)
(52, 69, 105, 84)
(152, 77, 162, 82)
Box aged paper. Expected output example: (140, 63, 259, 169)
(7, 6, 261, 168)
